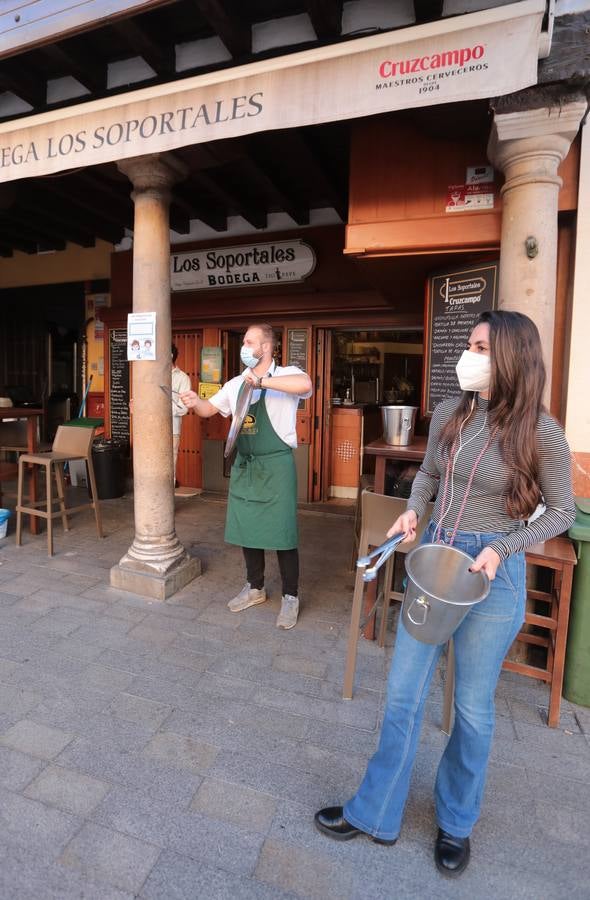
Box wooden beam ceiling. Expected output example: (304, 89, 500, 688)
(305, 0, 343, 40)
(112, 18, 175, 77)
(193, 0, 251, 58)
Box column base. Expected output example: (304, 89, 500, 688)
(110, 552, 201, 600)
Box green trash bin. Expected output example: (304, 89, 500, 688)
(563, 498, 590, 707)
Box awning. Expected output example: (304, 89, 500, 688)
(0, 0, 544, 184)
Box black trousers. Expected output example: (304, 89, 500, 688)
(242, 547, 299, 597)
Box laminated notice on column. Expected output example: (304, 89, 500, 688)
(127, 312, 156, 360)
(423, 262, 498, 416)
(109, 329, 130, 445)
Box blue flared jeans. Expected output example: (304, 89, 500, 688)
(344, 523, 526, 842)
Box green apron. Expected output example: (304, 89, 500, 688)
(225, 386, 298, 550)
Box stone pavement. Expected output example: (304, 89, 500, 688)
(0, 494, 588, 899)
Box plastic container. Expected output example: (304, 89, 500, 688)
(91, 439, 125, 500)
(0, 508, 10, 539)
(563, 498, 590, 707)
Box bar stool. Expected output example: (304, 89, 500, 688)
(16, 425, 103, 556)
(343, 491, 433, 699)
(441, 536, 578, 732)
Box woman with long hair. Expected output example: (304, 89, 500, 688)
(315, 310, 575, 875)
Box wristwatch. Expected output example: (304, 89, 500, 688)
(255, 375, 263, 388)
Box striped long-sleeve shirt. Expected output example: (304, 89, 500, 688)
(407, 396, 576, 560)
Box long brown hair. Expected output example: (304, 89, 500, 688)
(439, 310, 546, 519)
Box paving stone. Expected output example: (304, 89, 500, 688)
(251, 685, 379, 730)
(139, 849, 289, 900)
(0, 656, 22, 680)
(108, 692, 172, 729)
(50, 636, 105, 662)
(30, 607, 94, 636)
(159, 645, 216, 674)
(0, 590, 23, 606)
(127, 622, 178, 647)
(24, 764, 111, 815)
(0, 719, 75, 759)
(0, 839, 134, 900)
(77, 663, 137, 695)
(59, 822, 161, 894)
(273, 653, 328, 678)
(0, 745, 45, 790)
(191, 778, 277, 832)
(208, 750, 340, 806)
(196, 672, 258, 701)
(513, 719, 590, 758)
(58, 738, 203, 805)
(303, 719, 378, 757)
(91, 785, 265, 875)
(143, 731, 219, 773)
(0, 785, 80, 855)
(255, 838, 354, 900)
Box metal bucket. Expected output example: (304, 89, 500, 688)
(381, 405, 418, 446)
(401, 543, 490, 644)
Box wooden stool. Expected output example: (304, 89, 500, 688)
(16, 425, 103, 556)
(442, 536, 577, 731)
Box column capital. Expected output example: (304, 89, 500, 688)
(488, 98, 587, 195)
(118, 152, 188, 198)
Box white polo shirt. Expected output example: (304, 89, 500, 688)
(209, 360, 312, 448)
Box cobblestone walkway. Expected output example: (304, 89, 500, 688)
(0, 495, 588, 899)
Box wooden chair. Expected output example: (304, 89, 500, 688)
(343, 491, 433, 699)
(441, 536, 577, 732)
(16, 425, 103, 556)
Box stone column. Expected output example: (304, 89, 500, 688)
(488, 98, 587, 402)
(110, 153, 200, 600)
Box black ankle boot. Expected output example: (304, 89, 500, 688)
(314, 807, 397, 845)
(434, 828, 470, 876)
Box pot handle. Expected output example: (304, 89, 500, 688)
(407, 595, 430, 626)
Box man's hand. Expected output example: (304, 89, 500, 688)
(179, 389, 199, 409)
(386, 509, 418, 544)
(470, 547, 501, 580)
(242, 368, 260, 387)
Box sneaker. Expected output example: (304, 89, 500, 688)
(228, 583, 267, 613)
(277, 594, 299, 629)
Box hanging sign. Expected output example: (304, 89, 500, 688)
(127, 312, 156, 360)
(0, 2, 543, 183)
(423, 262, 499, 416)
(171, 240, 316, 291)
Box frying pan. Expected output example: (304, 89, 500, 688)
(224, 379, 254, 458)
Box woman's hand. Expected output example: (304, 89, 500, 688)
(470, 547, 501, 581)
(386, 510, 418, 544)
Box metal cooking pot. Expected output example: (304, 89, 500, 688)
(381, 405, 418, 446)
(401, 543, 490, 644)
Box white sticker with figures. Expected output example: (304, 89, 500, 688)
(127, 312, 156, 360)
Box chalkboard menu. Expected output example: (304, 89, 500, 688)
(109, 328, 130, 444)
(287, 328, 309, 409)
(423, 262, 499, 415)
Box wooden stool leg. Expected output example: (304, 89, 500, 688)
(86, 459, 103, 539)
(548, 563, 574, 728)
(54, 464, 70, 532)
(16, 459, 24, 547)
(46, 461, 54, 556)
(343, 569, 367, 700)
(377, 556, 395, 648)
(442, 640, 455, 735)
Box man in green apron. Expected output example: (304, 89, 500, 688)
(180, 324, 313, 629)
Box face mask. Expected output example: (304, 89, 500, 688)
(455, 350, 491, 392)
(240, 345, 260, 369)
